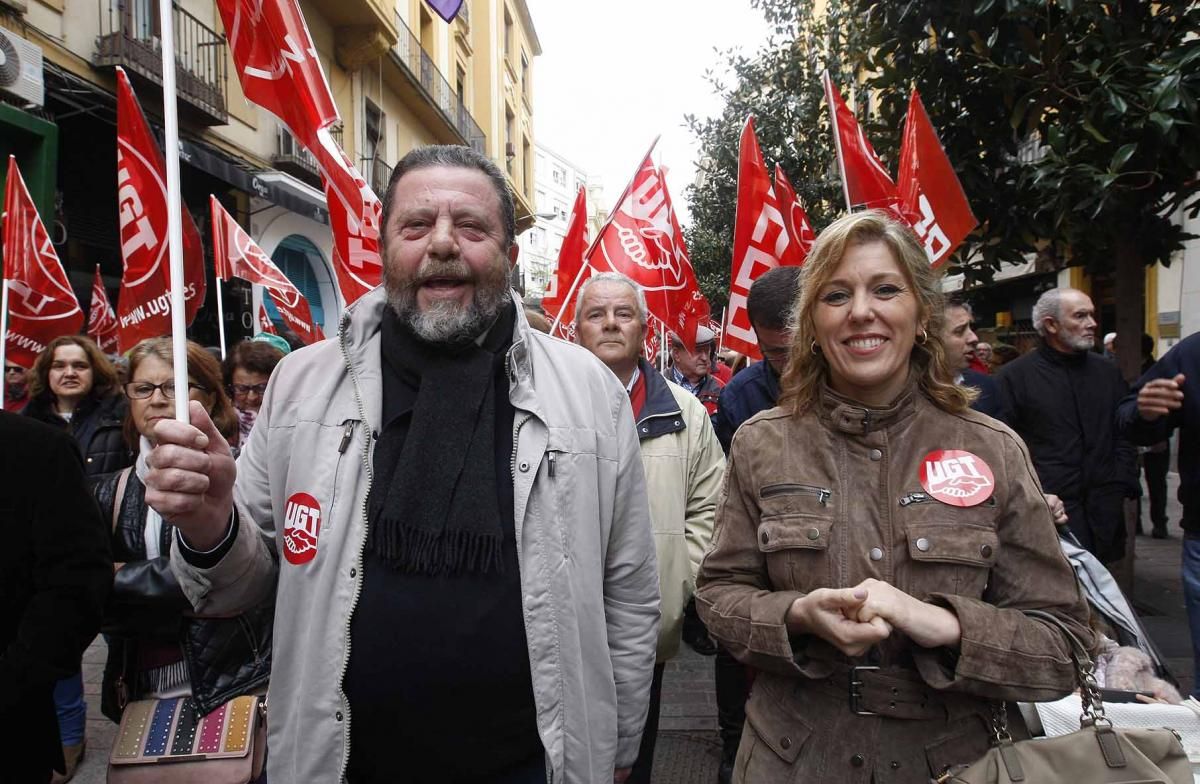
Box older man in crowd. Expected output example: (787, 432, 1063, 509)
(149, 145, 660, 784)
(574, 271, 725, 784)
(998, 287, 1137, 563)
(668, 327, 724, 416)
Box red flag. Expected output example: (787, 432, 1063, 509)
(823, 72, 902, 215)
(258, 299, 278, 334)
(543, 186, 590, 340)
(586, 145, 707, 349)
(210, 197, 325, 345)
(115, 68, 206, 353)
(726, 117, 807, 359)
(88, 265, 119, 354)
(215, 0, 382, 305)
(896, 90, 978, 267)
(2, 156, 84, 368)
(773, 166, 815, 263)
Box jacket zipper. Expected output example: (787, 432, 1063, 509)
(900, 492, 932, 506)
(336, 313, 375, 783)
(760, 483, 831, 506)
(546, 450, 556, 478)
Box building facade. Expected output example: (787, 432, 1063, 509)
(0, 0, 538, 349)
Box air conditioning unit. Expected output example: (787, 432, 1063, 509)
(0, 28, 44, 108)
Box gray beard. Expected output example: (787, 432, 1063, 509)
(1064, 333, 1095, 352)
(387, 281, 512, 348)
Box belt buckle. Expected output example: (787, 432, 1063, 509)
(849, 665, 880, 716)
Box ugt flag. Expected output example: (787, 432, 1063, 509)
(587, 146, 708, 350)
(542, 186, 590, 341)
(210, 196, 325, 345)
(896, 89, 978, 267)
(2, 156, 83, 368)
(726, 116, 805, 359)
(115, 67, 206, 353)
(823, 72, 902, 216)
(88, 265, 119, 354)
(216, 0, 382, 305)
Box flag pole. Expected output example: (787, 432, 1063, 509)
(158, 0, 190, 422)
(718, 307, 726, 353)
(0, 280, 9, 379)
(823, 71, 853, 212)
(548, 261, 590, 336)
(215, 277, 227, 360)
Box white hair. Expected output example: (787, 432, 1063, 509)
(1032, 288, 1072, 337)
(573, 272, 648, 327)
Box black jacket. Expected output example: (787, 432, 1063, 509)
(0, 412, 112, 781)
(712, 359, 781, 454)
(1117, 332, 1200, 532)
(963, 368, 1006, 421)
(93, 468, 273, 720)
(997, 342, 1137, 562)
(23, 392, 133, 476)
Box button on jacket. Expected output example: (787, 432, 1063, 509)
(696, 383, 1093, 784)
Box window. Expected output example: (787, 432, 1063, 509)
(455, 63, 467, 102)
(536, 189, 547, 210)
(552, 166, 565, 186)
(364, 100, 384, 161)
(554, 201, 568, 221)
(523, 137, 532, 196)
(503, 7, 513, 60)
(520, 51, 530, 101)
(504, 108, 515, 175)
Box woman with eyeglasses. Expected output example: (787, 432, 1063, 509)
(92, 337, 272, 734)
(223, 338, 286, 448)
(22, 336, 131, 477)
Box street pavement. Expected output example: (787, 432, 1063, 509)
(71, 472, 1190, 783)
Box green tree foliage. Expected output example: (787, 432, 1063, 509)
(689, 0, 1199, 378)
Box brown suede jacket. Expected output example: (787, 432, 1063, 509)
(695, 382, 1094, 784)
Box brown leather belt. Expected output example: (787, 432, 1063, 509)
(805, 663, 953, 721)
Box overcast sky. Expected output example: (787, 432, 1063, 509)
(523, 0, 771, 224)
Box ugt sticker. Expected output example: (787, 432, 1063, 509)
(283, 492, 322, 565)
(919, 450, 994, 507)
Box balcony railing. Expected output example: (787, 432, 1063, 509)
(362, 156, 393, 198)
(273, 125, 320, 183)
(393, 12, 485, 153)
(94, 0, 227, 124)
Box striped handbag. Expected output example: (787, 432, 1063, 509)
(107, 694, 266, 783)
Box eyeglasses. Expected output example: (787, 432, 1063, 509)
(4, 366, 22, 374)
(760, 346, 790, 361)
(230, 383, 268, 398)
(124, 381, 209, 400)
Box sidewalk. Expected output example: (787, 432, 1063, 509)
(70, 475, 1191, 783)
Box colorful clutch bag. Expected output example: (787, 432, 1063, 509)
(108, 694, 266, 783)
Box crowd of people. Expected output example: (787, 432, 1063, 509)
(2, 143, 1196, 784)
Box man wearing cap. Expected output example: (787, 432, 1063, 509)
(573, 271, 724, 784)
(667, 326, 723, 416)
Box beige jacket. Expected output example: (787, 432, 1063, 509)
(171, 288, 660, 783)
(696, 383, 1093, 784)
(634, 359, 725, 661)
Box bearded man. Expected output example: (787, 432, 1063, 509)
(997, 287, 1137, 563)
(147, 145, 660, 783)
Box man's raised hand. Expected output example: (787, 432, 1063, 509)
(144, 399, 236, 551)
(1137, 373, 1186, 421)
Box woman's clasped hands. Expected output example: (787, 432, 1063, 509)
(786, 579, 962, 657)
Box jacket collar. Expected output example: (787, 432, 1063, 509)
(339, 286, 544, 429)
(818, 377, 918, 436)
(1037, 339, 1089, 367)
(636, 357, 685, 439)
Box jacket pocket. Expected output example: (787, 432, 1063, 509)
(742, 685, 812, 774)
(757, 515, 833, 592)
(924, 713, 991, 779)
(906, 522, 999, 597)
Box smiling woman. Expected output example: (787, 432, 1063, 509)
(695, 211, 1096, 784)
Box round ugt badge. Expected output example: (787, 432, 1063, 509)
(283, 492, 322, 565)
(919, 450, 995, 507)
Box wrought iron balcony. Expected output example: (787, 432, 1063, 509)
(362, 156, 393, 199)
(273, 125, 320, 186)
(393, 12, 485, 153)
(94, 0, 227, 124)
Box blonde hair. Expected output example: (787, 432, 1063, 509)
(777, 210, 972, 416)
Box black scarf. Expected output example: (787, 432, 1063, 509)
(367, 303, 516, 575)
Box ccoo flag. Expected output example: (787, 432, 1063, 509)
(823, 72, 903, 216)
(115, 68, 206, 353)
(210, 197, 325, 345)
(88, 265, 120, 354)
(2, 156, 84, 368)
(896, 89, 978, 267)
